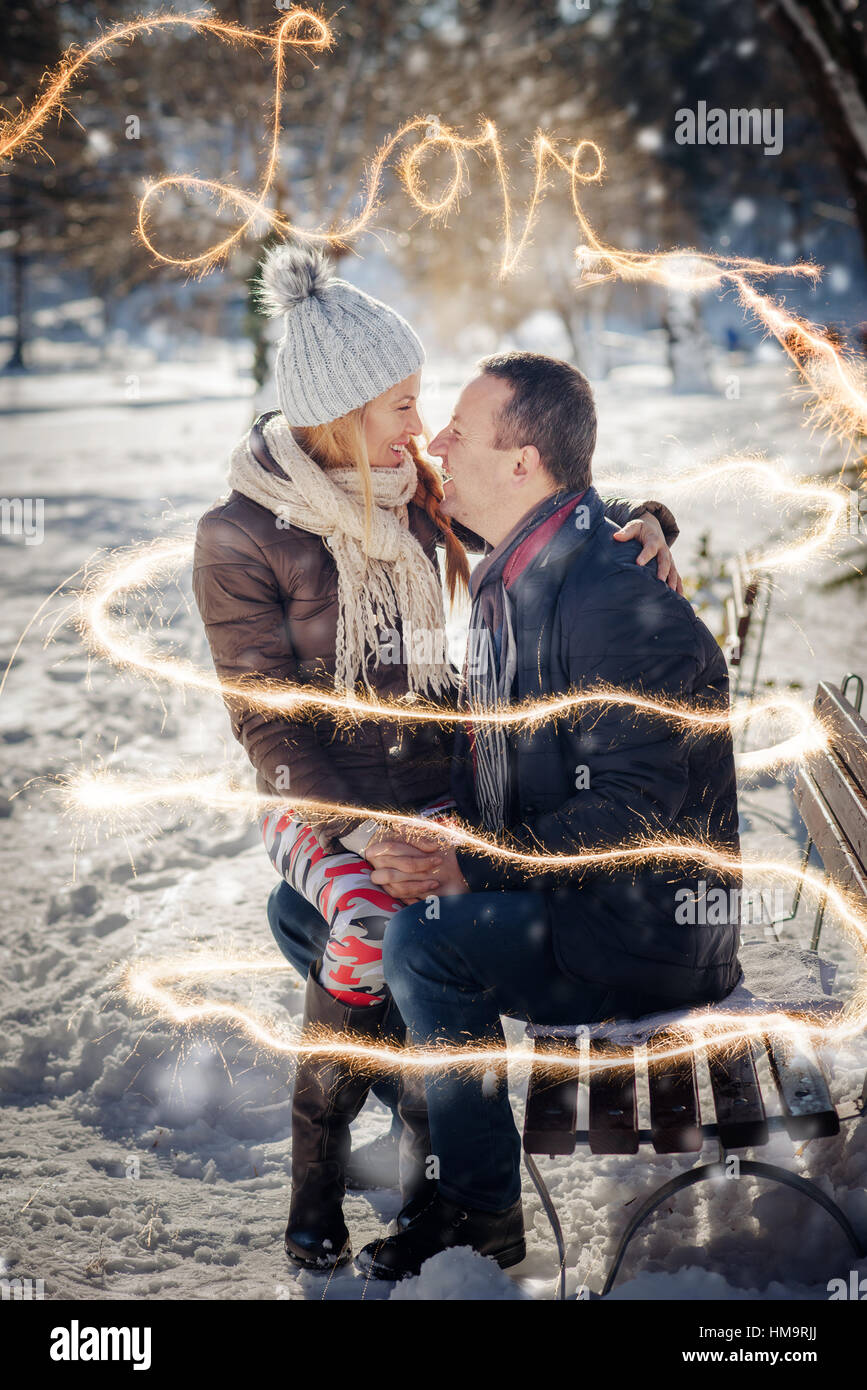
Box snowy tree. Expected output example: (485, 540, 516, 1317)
(762, 0, 867, 262)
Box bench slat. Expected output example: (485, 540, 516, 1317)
(588, 1041, 639, 1154)
(794, 774, 867, 901)
(707, 1042, 768, 1147)
(764, 1035, 839, 1141)
(647, 1042, 703, 1153)
(809, 750, 867, 867)
(814, 682, 867, 796)
(523, 1038, 580, 1156)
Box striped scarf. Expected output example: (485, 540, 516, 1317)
(227, 414, 457, 698)
(461, 490, 586, 832)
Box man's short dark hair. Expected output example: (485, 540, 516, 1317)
(478, 351, 597, 492)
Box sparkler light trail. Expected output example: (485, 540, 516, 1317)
(69, 535, 826, 776)
(0, 9, 333, 278)
(75, 449, 850, 665)
(3, 9, 867, 445)
(65, 450, 845, 781)
(601, 456, 850, 576)
(122, 835, 867, 1075)
(61, 702, 818, 833)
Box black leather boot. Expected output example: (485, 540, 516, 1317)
(284, 965, 393, 1270)
(355, 1191, 526, 1281)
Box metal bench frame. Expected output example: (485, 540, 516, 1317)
(521, 672, 867, 1300)
(523, 1036, 866, 1300)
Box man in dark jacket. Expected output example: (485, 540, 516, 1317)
(358, 351, 741, 1280)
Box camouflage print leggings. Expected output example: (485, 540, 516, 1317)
(261, 795, 456, 1006)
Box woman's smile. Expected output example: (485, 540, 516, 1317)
(377, 440, 410, 467)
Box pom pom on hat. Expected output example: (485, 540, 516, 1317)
(256, 239, 334, 317)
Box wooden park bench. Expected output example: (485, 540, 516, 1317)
(521, 673, 867, 1299)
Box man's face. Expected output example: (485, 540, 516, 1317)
(427, 373, 517, 530)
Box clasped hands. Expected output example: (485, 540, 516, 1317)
(364, 826, 470, 904)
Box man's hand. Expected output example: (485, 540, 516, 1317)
(366, 831, 469, 904)
(612, 513, 683, 594)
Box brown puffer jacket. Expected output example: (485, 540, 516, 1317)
(193, 417, 459, 833)
(192, 412, 677, 835)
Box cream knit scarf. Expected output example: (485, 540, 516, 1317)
(227, 414, 457, 698)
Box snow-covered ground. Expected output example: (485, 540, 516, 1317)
(0, 346, 865, 1302)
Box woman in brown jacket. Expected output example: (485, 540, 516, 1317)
(192, 239, 680, 1272)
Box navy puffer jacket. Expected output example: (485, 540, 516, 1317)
(453, 485, 742, 1013)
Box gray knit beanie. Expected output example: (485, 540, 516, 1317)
(256, 240, 426, 426)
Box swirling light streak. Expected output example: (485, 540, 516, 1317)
(0, 10, 333, 278)
(71, 759, 867, 1072)
(67, 497, 864, 1069)
(599, 456, 849, 576)
(72, 450, 847, 741)
(62, 720, 822, 835)
(121, 839, 867, 1075)
(71, 539, 825, 772)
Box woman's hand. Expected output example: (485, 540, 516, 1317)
(612, 513, 683, 594)
(309, 814, 363, 852)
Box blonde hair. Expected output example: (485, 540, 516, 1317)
(292, 407, 470, 606)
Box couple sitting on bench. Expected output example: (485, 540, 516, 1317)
(193, 239, 741, 1282)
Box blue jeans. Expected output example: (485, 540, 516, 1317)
(382, 891, 618, 1212)
(266, 881, 402, 1126)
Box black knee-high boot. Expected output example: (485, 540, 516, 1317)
(284, 965, 392, 1269)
